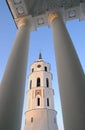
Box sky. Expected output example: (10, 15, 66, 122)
(0, 1, 85, 130)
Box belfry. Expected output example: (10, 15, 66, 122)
(24, 53, 58, 130)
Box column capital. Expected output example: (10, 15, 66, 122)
(48, 13, 59, 24)
(17, 16, 31, 29)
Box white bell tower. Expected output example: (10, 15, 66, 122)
(24, 53, 58, 130)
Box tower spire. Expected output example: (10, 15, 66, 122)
(39, 52, 42, 59)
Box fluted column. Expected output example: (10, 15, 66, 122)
(0, 17, 31, 130)
(49, 13, 85, 130)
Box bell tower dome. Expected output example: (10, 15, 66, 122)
(24, 54, 58, 130)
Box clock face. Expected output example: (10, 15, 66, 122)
(37, 65, 41, 68)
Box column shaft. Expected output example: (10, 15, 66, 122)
(50, 15, 85, 130)
(0, 24, 30, 130)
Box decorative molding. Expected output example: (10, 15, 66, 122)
(35, 90, 42, 97)
(48, 13, 59, 24)
(17, 17, 28, 28)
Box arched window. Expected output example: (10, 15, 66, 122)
(37, 78, 40, 87)
(47, 98, 49, 106)
(31, 117, 33, 123)
(32, 68, 34, 72)
(37, 97, 40, 106)
(45, 66, 47, 71)
(46, 78, 49, 87)
(30, 80, 32, 89)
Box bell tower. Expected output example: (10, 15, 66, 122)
(24, 53, 58, 130)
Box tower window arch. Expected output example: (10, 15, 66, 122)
(37, 77, 41, 87)
(31, 117, 33, 123)
(32, 68, 34, 72)
(37, 97, 40, 106)
(30, 80, 32, 89)
(45, 66, 47, 71)
(46, 78, 49, 87)
(47, 98, 49, 106)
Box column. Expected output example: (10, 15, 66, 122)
(0, 17, 31, 130)
(49, 13, 85, 130)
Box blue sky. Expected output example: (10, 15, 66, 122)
(0, 1, 85, 130)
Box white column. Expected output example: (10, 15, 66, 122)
(49, 13, 85, 130)
(0, 17, 31, 130)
